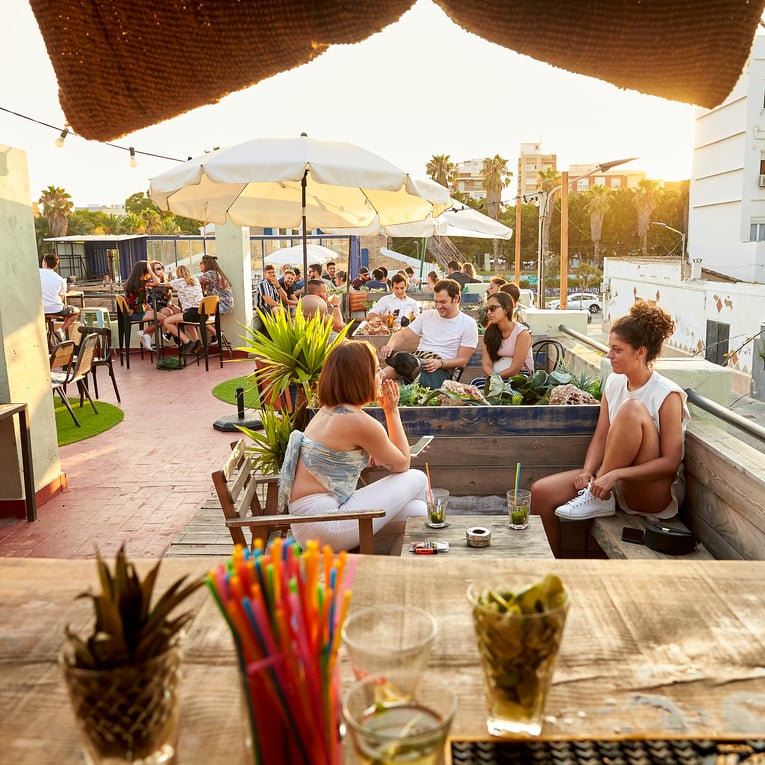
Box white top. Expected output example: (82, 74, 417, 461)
(369, 293, 420, 325)
(605, 371, 690, 455)
(495, 323, 534, 374)
(168, 276, 204, 310)
(39, 268, 67, 313)
(407, 309, 479, 359)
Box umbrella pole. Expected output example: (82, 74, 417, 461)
(301, 170, 308, 283)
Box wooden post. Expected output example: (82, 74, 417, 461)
(560, 171, 569, 310)
(514, 199, 522, 284)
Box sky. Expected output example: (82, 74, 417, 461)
(2, 0, 698, 208)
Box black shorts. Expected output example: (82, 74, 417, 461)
(182, 307, 200, 322)
(51, 305, 77, 318)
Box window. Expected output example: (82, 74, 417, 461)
(750, 222, 765, 241)
(705, 320, 730, 366)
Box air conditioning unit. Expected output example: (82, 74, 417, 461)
(759, 175, 765, 188)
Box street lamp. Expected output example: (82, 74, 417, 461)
(537, 157, 636, 308)
(650, 221, 687, 263)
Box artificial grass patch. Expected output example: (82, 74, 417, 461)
(55, 397, 124, 447)
(211, 375, 262, 408)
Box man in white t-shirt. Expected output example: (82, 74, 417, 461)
(39, 253, 80, 335)
(367, 272, 420, 327)
(379, 279, 478, 388)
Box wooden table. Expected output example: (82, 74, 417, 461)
(0, 403, 36, 521)
(402, 514, 553, 558)
(3, 557, 765, 763)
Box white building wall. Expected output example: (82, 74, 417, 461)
(604, 257, 765, 396)
(688, 36, 765, 283)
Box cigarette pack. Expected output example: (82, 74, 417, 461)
(409, 541, 450, 554)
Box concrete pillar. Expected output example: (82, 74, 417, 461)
(214, 221, 252, 350)
(0, 146, 64, 517)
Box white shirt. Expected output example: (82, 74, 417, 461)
(407, 309, 479, 360)
(369, 294, 420, 325)
(39, 267, 67, 313)
(605, 371, 690, 453)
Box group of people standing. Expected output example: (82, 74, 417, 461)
(123, 254, 233, 356)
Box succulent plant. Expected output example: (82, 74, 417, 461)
(64, 545, 204, 670)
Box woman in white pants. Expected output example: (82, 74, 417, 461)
(279, 341, 428, 553)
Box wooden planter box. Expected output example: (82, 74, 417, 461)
(364, 404, 599, 495)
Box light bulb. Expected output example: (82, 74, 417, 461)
(129, 147, 137, 168)
(55, 127, 69, 148)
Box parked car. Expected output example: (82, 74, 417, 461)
(547, 292, 602, 314)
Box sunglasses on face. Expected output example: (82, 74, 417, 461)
(486, 304, 502, 312)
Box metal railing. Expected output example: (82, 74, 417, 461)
(558, 324, 765, 446)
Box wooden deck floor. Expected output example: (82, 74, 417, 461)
(164, 493, 509, 558)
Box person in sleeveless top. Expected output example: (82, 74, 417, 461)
(279, 341, 428, 553)
(531, 301, 690, 557)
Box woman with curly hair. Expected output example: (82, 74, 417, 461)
(532, 301, 690, 557)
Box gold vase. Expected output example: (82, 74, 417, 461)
(60, 646, 182, 764)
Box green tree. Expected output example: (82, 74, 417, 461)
(483, 155, 512, 274)
(574, 263, 601, 292)
(426, 154, 456, 188)
(584, 185, 611, 265)
(38, 185, 73, 237)
(537, 168, 561, 260)
(634, 179, 662, 255)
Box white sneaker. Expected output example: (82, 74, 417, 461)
(555, 483, 615, 520)
(138, 330, 153, 351)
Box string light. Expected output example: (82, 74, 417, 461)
(1, 105, 184, 163)
(55, 126, 69, 148)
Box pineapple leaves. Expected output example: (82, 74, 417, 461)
(65, 545, 204, 669)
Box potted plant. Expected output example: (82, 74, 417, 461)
(60, 545, 204, 764)
(236, 307, 350, 469)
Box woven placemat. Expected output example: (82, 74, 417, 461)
(451, 738, 765, 764)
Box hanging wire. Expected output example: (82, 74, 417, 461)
(0, 106, 184, 162)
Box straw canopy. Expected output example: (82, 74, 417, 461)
(30, 0, 765, 141)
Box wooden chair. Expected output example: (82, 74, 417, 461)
(211, 439, 385, 553)
(50, 334, 99, 427)
(77, 325, 121, 403)
(176, 295, 224, 371)
(115, 295, 153, 369)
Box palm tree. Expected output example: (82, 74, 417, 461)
(537, 168, 561, 259)
(483, 155, 512, 273)
(38, 185, 73, 237)
(426, 155, 456, 189)
(584, 185, 611, 265)
(634, 179, 661, 255)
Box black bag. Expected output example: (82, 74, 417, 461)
(388, 352, 421, 384)
(644, 522, 698, 555)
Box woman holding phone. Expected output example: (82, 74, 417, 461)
(279, 341, 428, 553)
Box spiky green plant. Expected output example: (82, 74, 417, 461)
(64, 545, 204, 670)
(238, 407, 296, 475)
(237, 307, 349, 408)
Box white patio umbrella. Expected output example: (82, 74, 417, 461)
(324, 199, 512, 239)
(264, 243, 336, 267)
(149, 134, 451, 278)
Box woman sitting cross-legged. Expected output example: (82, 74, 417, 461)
(161, 265, 205, 356)
(531, 301, 690, 557)
(279, 341, 429, 554)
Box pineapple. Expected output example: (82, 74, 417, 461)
(61, 545, 204, 762)
(64, 544, 204, 669)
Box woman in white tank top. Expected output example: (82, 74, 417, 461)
(531, 301, 690, 557)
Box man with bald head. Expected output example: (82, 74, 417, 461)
(300, 294, 342, 341)
(305, 278, 344, 332)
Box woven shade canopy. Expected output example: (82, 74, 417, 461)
(30, 0, 765, 142)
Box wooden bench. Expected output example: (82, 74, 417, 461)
(211, 439, 385, 553)
(590, 510, 714, 560)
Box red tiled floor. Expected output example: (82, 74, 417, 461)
(0, 349, 256, 559)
